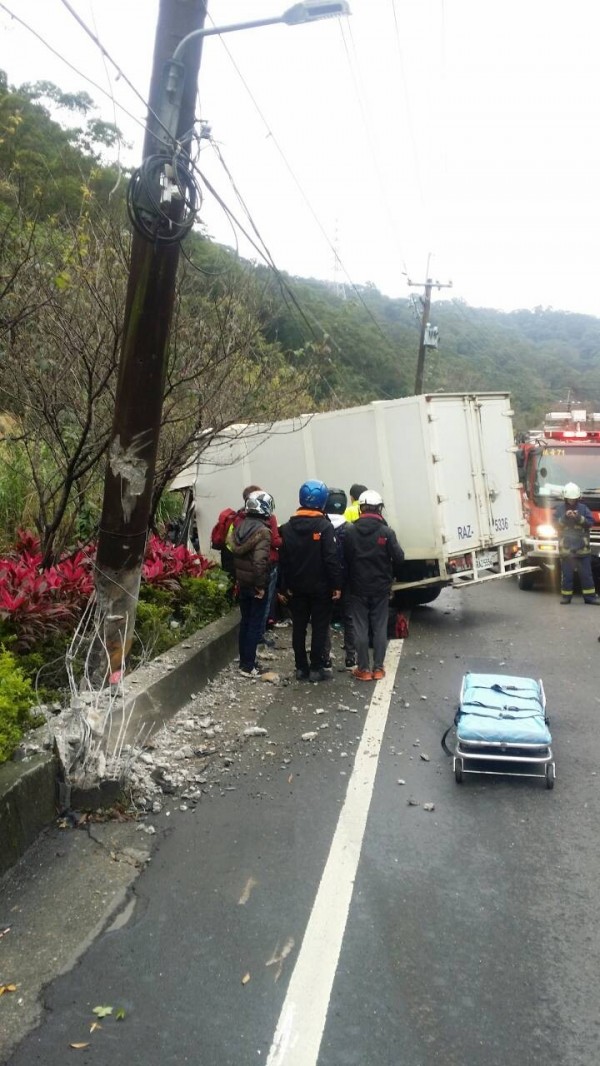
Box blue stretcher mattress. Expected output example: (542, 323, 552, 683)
(457, 672, 552, 747)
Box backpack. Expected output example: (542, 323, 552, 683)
(210, 507, 237, 550)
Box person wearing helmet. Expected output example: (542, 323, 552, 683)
(279, 480, 343, 682)
(343, 489, 405, 680)
(227, 485, 283, 643)
(344, 483, 368, 523)
(230, 491, 274, 675)
(554, 483, 599, 605)
(323, 487, 356, 669)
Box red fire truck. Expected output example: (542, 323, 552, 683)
(517, 405, 600, 589)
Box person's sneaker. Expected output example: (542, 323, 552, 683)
(309, 667, 333, 683)
(584, 597, 600, 604)
(352, 668, 374, 682)
(345, 656, 357, 669)
(560, 596, 572, 605)
(372, 667, 386, 680)
(258, 635, 276, 648)
(239, 665, 266, 678)
(295, 668, 310, 681)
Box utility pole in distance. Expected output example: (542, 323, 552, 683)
(409, 272, 452, 394)
(92, 0, 206, 682)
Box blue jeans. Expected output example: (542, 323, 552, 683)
(238, 587, 266, 671)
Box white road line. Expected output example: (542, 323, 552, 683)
(266, 640, 405, 1066)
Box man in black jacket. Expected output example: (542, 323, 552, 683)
(279, 479, 342, 682)
(343, 490, 404, 681)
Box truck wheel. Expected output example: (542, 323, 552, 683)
(455, 760, 464, 784)
(518, 571, 536, 591)
(396, 587, 442, 608)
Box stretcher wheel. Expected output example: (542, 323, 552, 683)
(545, 764, 555, 790)
(454, 760, 464, 783)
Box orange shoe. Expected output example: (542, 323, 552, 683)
(352, 667, 373, 681)
(372, 668, 386, 680)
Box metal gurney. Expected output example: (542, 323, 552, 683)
(453, 672, 555, 789)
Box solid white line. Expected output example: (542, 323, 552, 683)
(266, 640, 405, 1066)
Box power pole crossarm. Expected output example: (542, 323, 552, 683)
(408, 275, 452, 394)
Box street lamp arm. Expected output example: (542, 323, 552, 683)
(173, 1, 350, 61)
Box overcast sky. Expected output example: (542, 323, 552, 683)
(2, 0, 600, 317)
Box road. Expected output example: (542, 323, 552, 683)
(5, 577, 600, 1066)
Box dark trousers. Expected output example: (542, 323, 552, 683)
(325, 587, 355, 660)
(259, 566, 278, 640)
(350, 593, 389, 671)
(560, 553, 596, 598)
(289, 593, 332, 671)
(238, 587, 266, 671)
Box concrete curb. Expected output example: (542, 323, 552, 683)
(0, 610, 239, 877)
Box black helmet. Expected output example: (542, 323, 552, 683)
(325, 488, 347, 515)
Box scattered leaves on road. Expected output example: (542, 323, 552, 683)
(69, 1043, 90, 1050)
(92, 1005, 113, 1018)
(0, 983, 17, 996)
(242, 972, 251, 985)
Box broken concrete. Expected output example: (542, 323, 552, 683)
(0, 609, 240, 876)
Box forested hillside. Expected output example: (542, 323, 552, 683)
(1, 71, 600, 554)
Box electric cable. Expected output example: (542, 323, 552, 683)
(0, 2, 152, 143)
(57, 0, 175, 149)
(127, 148, 202, 245)
(200, 24, 399, 359)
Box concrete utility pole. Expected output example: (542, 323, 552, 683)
(409, 272, 452, 394)
(92, 0, 206, 682)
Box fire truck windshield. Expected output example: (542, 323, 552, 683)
(532, 446, 600, 502)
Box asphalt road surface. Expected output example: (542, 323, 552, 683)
(6, 577, 600, 1066)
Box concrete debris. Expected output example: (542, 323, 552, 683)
(302, 732, 318, 741)
(243, 727, 269, 737)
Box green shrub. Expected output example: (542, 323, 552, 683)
(0, 647, 37, 763)
(178, 571, 231, 630)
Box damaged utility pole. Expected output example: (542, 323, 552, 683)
(92, 0, 207, 683)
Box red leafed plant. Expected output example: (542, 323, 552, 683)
(141, 534, 214, 587)
(0, 531, 214, 650)
(0, 532, 95, 649)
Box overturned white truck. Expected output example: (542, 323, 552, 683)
(173, 392, 525, 606)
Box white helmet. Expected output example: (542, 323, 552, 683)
(563, 482, 581, 500)
(246, 490, 274, 517)
(358, 489, 384, 511)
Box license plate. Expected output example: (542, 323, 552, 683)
(476, 552, 497, 570)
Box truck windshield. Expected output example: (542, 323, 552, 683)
(532, 446, 600, 502)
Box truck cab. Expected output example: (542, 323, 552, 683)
(517, 407, 600, 589)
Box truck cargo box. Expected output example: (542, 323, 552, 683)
(173, 392, 525, 601)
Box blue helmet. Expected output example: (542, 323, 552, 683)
(299, 479, 328, 511)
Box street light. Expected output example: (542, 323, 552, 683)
(173, 1, 351, 61)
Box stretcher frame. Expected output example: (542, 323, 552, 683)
(453, 675, 556, 789)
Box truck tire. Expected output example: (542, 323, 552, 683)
(518, 571, 536, 591)
(395, 587, 442, 608)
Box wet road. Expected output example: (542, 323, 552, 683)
(6, 578, 600, 1066)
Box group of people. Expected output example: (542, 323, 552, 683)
(219, 480, 405, 682)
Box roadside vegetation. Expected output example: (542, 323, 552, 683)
(2, 71, 600, 760)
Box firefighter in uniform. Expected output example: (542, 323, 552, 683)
(554, 483, 599, 604)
